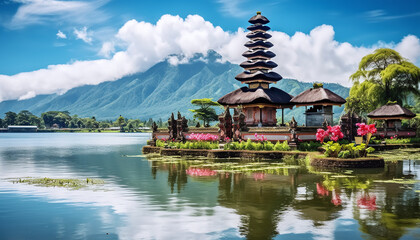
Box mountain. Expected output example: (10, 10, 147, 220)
(0, 51, 349, 124)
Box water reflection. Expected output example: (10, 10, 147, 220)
(0, 133, 419, 239)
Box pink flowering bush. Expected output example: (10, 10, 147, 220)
(316, 125, 344, 143)
(254, 133, 267, 142)
(317, 125, 375, 158)
(356, 123, 377, 136)
(188, 133, 219, 141)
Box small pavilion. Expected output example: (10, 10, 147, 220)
(218, 12, 293, 126)
(367, 103, 416, 128)
(290, 83, 346, 126)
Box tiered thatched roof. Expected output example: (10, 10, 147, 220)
(290, 86, 346, 106)
(218, 87, 293, 107)
(367, 103, 416, 120)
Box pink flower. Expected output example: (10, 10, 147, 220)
(316, 125, 343, 143)
(316, 183, 329, 196)
(390, 136, 393, 139)
(186, 168, 217, 177)
(188, 133, 219, 141)
(357, 194, 377, 210)
(356, 123, 377, 136)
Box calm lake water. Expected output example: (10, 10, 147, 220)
(0, 133, 419, 240)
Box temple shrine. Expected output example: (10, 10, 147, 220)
(218, 11, 293, 127)
(152, 12, 359, 143)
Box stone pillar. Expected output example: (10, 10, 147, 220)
(289, 117, 298, 147)
(168, 113, 177, 141)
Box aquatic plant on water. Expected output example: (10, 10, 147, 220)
(12, 177, 105, 189)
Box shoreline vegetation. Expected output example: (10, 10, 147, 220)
(0, 110, 163, 132)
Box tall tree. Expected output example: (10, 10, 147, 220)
(4, 111, 17, 126)
(347, 48, 420, 115)
(189, 98, 221, 126)
(17, 110, 34, 125)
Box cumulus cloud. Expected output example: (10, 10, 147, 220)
(7, 0, 109, 29)
(99, 41, 115, 58)
(0, 14, 419, 102)
(56, 30, 66, 39)
(74, 26, 92, 43)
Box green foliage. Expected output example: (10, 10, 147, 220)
(4, 111, 17, 126)
(159, 140, 219, 150)
(385, 137, 420, 144)
(347, 48, 420, 116)
(298, 141, 322, 151)
(13, 177, 104, 189)
(313, 82, 323, 88)
(115, 115, 126, 128)
(41, 111, 71, 128)
(156, 140, 165, 147)
(274, 141, 290, 151)
(189, 98, 221, 126)
(223, 139, 291, 151)
(322, 141, 374, 158)
(245, 139, 256, 150)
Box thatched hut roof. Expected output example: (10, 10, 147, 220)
(217, 87, 293, 107)
(290, 86, 346, 106)
(367, 103, 416, 120)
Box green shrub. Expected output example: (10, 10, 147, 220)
(264, 141, 274, 151)
(245, 139, 256, 150)
(338, 150, 350, 158)
(274, 141, 290, 151)
(156, 140, 165, 147)
(322, 141, 374, 158)
(298, 141, 321, 151)
(385, 137, 420, 144)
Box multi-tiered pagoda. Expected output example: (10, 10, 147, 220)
(218, 11, 293, 126)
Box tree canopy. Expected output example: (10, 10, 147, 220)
(189, 98, 221, 126)
(346, 48, 420, 115)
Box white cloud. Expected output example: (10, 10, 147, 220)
(56, 30, 66, 39)
(98, 41, 115, 58)
(217, 0, 251, 17)
(395, 35, 420, 63)
(7, 0, 109, 29)
(0, 14, 419, 102)
(74, 26, 92, 43)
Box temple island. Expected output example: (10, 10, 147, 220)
(144, 12, 417, 166)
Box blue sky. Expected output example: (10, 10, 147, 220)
(0, 0, 419, 101)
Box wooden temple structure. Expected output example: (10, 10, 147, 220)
(218, 11, 293, 127)
(368, 103, 416, 137)
(151, 12, 413, 144)
(290, 83, 346, 126)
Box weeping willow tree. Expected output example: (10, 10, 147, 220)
(346, 48, 420, 116)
